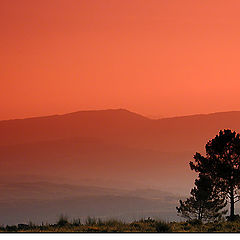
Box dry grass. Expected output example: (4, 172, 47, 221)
(1, 217, 240, 232)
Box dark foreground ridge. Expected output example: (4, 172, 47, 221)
(1, 217, 240, 233)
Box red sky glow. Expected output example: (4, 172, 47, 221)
(1, 0, 240, 120)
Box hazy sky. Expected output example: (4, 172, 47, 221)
(1, 0, 240, 120)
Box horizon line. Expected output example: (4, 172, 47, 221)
(1, 108, 240, 122)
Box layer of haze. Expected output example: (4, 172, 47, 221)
(1, 0, 240, 120)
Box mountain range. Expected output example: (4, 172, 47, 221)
(1, 109, 240, 224)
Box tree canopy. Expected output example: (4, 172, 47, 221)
(190, 129, 240, 220)
(177, 174, 227, 221)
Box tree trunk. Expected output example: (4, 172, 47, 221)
(230, 185, 235, 221)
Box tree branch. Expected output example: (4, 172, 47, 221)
(234, 199, 240, 203)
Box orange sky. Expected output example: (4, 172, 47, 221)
(1, 0, 240, 120)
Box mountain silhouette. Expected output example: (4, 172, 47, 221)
(1, 109, 240, 193)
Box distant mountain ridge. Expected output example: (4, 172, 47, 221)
(0, 109, 148, 123)
(1, 108, 240, 150)
(1, 109, 240, 191)
(2, 108, 240, 122)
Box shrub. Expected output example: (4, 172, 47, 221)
(226, 214, 240, 222)
(56, 214, 69, 227)
(6, 225, 17, 232)
(155, 221, 171, 232)
(187, 219, 202, 226)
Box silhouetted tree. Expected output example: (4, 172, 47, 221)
(190, 129, 240, 221)
(177, 174, 227, 221)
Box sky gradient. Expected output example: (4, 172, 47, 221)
(1, 0, 240, 120)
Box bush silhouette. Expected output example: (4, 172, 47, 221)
(155, 221, 171, 232)
(56, 214, 69, 227)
